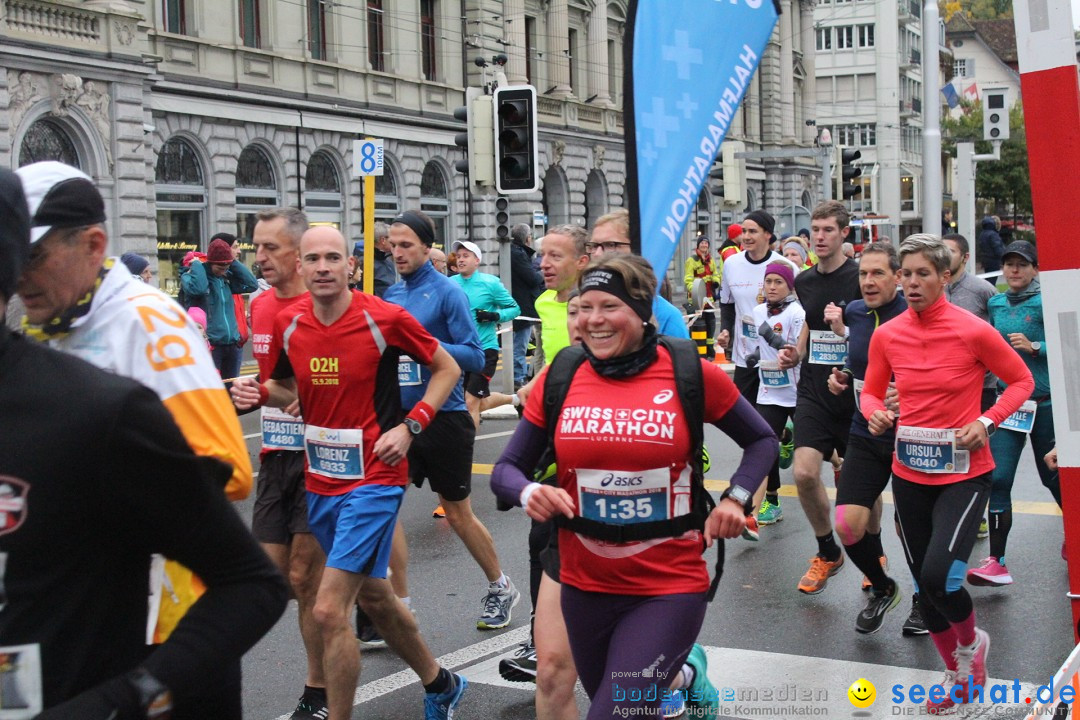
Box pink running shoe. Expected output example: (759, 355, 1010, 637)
(966, 557, 1013, 586)
(954, 628, 990, 688)
(926, 671, 966, 715)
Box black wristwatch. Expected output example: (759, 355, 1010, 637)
(125, 667, 173, 719)
(404, 417, 423, 436)
(720, 484, 754, 515)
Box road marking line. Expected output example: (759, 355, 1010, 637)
(476, 430, 517, 441)
(270, 625, 529, 720)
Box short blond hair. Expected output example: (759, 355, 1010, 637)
(592, 208, 629, 241)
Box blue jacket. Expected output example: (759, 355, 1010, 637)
(978, 217, 1005, 273)
(654, 296, 691, 339)
(842, 294, 907, 442)
(453, 271, 520, 351)
(383, 261, 485, 412)
(179, 259, 258, 345)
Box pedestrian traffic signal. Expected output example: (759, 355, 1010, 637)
(835, 146, 862, 201)
(493, 85, 539, 194)
(454, 87, 494, 187)
(495, 196, 510, 241)
(982, 88, 1010, 142)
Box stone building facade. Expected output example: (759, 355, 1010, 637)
(1, 0, 821, 292)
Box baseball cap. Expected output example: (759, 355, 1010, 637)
(0, 168, 30, 301)
(1001, 240, 1037, 266)
(452, 240, 483, 264)
(15, 161, 105, 245)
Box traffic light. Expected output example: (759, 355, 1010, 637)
(493, 85, 539, 194)
(983, 88, 1010, 141)
(494, 196, 510, 241)
(835, 146, 862, 201)
(453, 86, 494, 187)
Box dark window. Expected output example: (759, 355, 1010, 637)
(368, 0, 385, 71)
(306, 152, 340, 193)
(156, 138, 204, 185)
(19, 119, 80, 168)
(421, 0, 436, 81)
(567, 28, 577, 90)
(308, 0, 327, 61)
(240, 0, 260, 48)
(525, 16, 535, 83)
(237, 146, 276, 191)
(163, 0, 185, 34)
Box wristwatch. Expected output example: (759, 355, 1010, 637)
(977, 416, 997, 437)
(125, 668, 173, 720)
(720, 484, 754, 515)
(1031, 341, 1042, 357)
(403, 417, 423, 437)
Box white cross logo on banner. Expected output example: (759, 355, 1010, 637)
(662, 30, 703, 80)
(640, 96, 680, 149)
(676, 93, 699, 120)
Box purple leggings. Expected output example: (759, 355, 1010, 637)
(561, 584, 707, 719)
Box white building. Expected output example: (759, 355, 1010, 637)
(813, 0, 925, 238)
(944, 15, 1021, 116)
(2, 0, 821, 292)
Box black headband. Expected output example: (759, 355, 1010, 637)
(391, 210, 435, 247)
(579, 268, 653, 323)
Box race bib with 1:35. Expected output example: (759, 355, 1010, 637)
(895, 426, 970, 474)
(808, 330, 848, 365)
(577, 467, 670, 526)
(1000, 400, 1037, 434)
(304, 425, 364, 480)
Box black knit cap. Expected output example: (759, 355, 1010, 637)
(391, 210, 436, 248)
(743, 210, 776, 237)
(0, 168, 31, 301)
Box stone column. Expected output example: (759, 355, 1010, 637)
(801, 0, 817, 144)
(548, 0, 572, 97)
(504, 0, 527, 83)
(587, 1, 610, 104)
(779, 0, 796, 142)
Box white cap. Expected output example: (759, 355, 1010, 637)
(452, 240, 482, 264)
(15, 162, 103, 244)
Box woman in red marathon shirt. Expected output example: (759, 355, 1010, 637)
(861, 234, 1033, 715)
(492, 255, 776, 720)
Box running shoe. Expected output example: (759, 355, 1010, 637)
(355, 605, 388, 649)
(741, 514, 760, 542)
(954, 628, 990, 688)
(684, 644, 719, 717)
(477, 578, 520, 630)
(902, 593, 929, 636)
(661, 689, 686, 718)
(966, 557, 1013, 586)
(798, 554, 844, 595)
(926, 671, 965, 715)
(861, 555, 888, 592)
(757, 500, 783, 525)
(779, 420, 794, 470)
(498, 641, 537, 683)
(290, 690, 329, 720)
(977, 518, 989, 539)
(433, 505, 446, 518)
(424, 673, 468, 720)
(855, 582, 901, 635)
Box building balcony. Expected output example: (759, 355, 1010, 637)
(899, 98, 922, 117)
(898, 0, 921, 25)
(1, 0, 147, 61)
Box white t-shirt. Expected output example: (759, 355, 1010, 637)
(719, 251, 799, 367)
(751, 299, 805, 407)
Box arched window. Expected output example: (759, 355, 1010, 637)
(541, 166, 569, 227)
(19, 118, 81, 168)
(155, 137, 207, 296)
(584, 169, 607, 230)
(304, 150, 343, 227)
(374, 164, 400, 223)
(236, 145, 279, 268)
(420, 161, 449, 248)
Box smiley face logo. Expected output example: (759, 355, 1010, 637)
(848, 678, 876, 708)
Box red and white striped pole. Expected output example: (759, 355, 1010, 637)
(1013, 0, 1080, 640)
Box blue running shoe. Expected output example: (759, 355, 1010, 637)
(685, 644, 718, 717)
(424, 673, 468, 720)
(661, 688, 686, 718)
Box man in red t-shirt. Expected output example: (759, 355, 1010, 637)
(232, 226, 467, 720)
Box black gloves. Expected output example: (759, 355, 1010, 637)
(475, 310, 500, 323)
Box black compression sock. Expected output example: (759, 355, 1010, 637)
(989, 509, 1012, 563)
(867, 530, 884, 559)
(424, 667, 453, 695)
(765, 493, 779, 506)
(845, 534, 890, 592)
(817, 533, 842, 562)
(303, 685, 327, 703)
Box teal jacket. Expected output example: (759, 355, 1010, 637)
(179, 259, 258, 345)
(452, 271, 520, 351)
(987, 282, 1050, 398)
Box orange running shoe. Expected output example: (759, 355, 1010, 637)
(798, 554, 845, 594)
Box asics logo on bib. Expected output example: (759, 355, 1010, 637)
(600, 472, 644, 488)
(652, 389, 674, 404)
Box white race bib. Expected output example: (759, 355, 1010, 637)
(1000, 400, 1037, 434)
(398, 358, 422, 387)
(304, 425, 364, 480)
(0, 643, 42, 718)
(808, 330, 848, 365)
(759, 362, 792, 388)
(261, 406, 305, 451)
(853, 378, 864, 411)
(577, 467, 670, 525)
(741, 319, 759, 340)
(895, 426, 970, 474)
